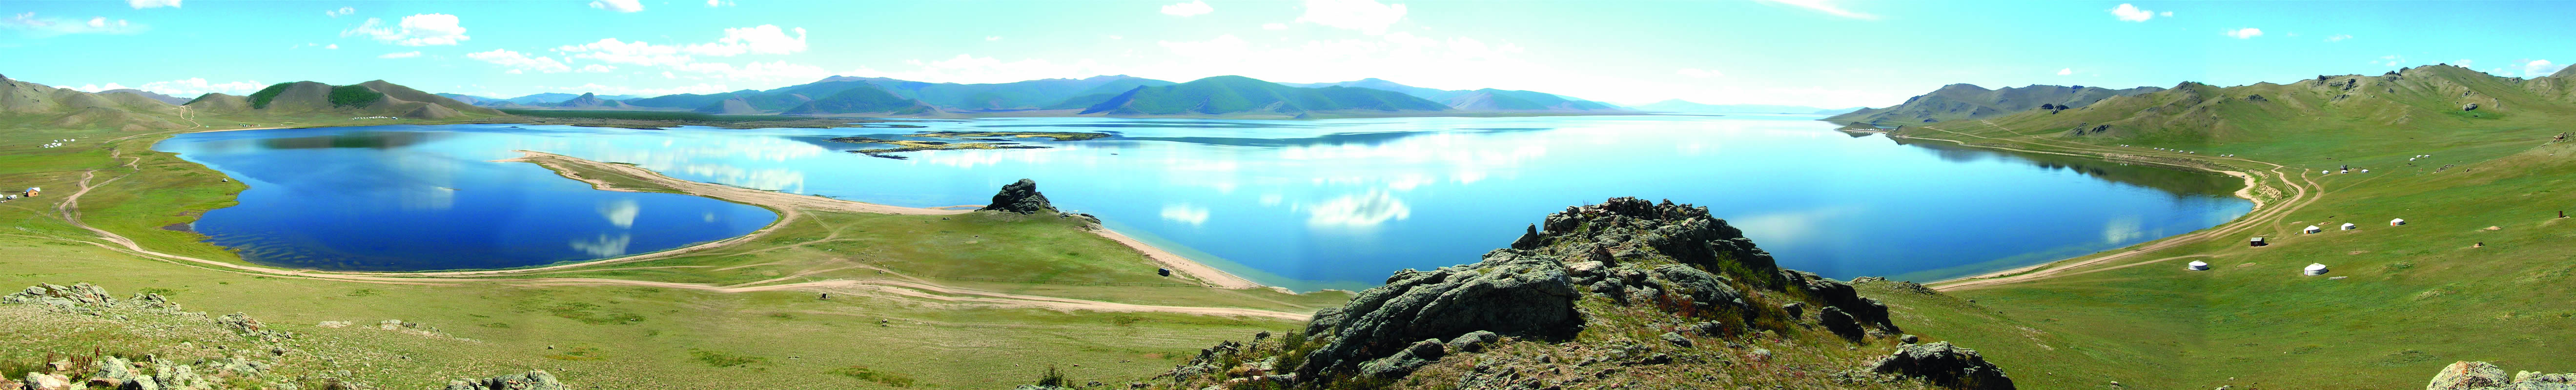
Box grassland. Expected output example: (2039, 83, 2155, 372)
(0, 111, 1347, 389)
(1847, 66, 2576, 388)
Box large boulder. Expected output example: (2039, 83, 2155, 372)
(2427, 361, 2576, 390)
(1298, 250, 1580, 377)
(1869, 342, 2014, 390)
(4, 283, 118, 308)
(978, 178, 1054, 214)
(1782, 270, 1900, 334)
(442, 370, 564, 390)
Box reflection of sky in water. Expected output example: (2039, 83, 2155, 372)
(160, 116, 2251, 290)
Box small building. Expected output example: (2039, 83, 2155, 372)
(2390, 218, 2406, 226)
(2341, 223, 2358, 231)
(2303, 263, 2330, 276)
(2249, 237, 2267, 247)
(2188, 260, 2211, 271)
(2304, 225, 2323, 234)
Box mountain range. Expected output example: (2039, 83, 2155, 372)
(464, 75, 1630, 117)
(1283, 78, 1628, 112)
(1629, 99, 1863, 115)
(1827, 84, 2167, 125)
(435, 92, 643, 106)
(3, 76, 504, 133)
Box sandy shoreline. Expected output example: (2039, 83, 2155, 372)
(493, 151, 1267, 289)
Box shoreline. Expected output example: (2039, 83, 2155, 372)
(491, 150, 1268, 290)
(1885, 128, 2300, 290)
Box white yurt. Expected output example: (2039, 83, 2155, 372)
(2304, 225, 2323, 234)
(2390, 218, 2406, 226)
(2188, 260, 2211, 271)
(2341, 223, 2358, 231)
(2304, 263, 2330, 276)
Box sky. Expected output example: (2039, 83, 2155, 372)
(3, 0, 2571, 108)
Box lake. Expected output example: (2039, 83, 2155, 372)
(156, 115, 2251, 290)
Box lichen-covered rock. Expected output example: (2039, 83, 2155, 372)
(4, 283, 119, 313)
(1357, 339, 1447, 378)
(1653, 264, 1747, 312)
(442, 370, 564, 390)
(1870, 342, 2014, 390)
(1821, 306, 1863, 339)
(1446, 331, 1499, 353)
(2425, 361, 2576, 390)
(218, 313, 293, 341)
(1300, 251, 1579, 377)
(1783, 270, 1900, 334)
(977, 178, 1053, 214)
(18, 373, 66, 390)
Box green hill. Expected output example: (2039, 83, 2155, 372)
(1828, 83, 2164, 125)
(1846, 63, 2576, 389)
(1070, 76, 1451, 116)
(208, 80, 503, 119)
(779, 83, 939, 115)
(0, 76, 187, 131)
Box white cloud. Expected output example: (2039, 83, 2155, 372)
(680, 25, 807, 56)
(985, 36, 1001, 41)
(343, 14, 470, 46)
(325, 7, 354, 18)
(2160, 11, 2172, 17)
(128, 0, 180, 9)
(1676, 68, 1719, 78)
(1160, 0, 1213, 17)
(3, 12, 147, 36)
(2530, 60, 2568, 78)
(1159, 204, 1210, 226)
(578, 64, 617, 73)
(842, 55, 1108, 84)
(590, 0, 644, 13)
(2375, 55, 2406, 67)
(75, 78, 265, 97)
(326, 43, 339, 50)
(671, 60, 831, 81)
(556, 38, 693, 66)
(1296, 0, 1409, 34)
(1142, 31, 1529, 91)
(467, 49, 572, 73)
(1261, 22, 1287, 30)
(2455, 59, 2474, 68)
(1752, 0, 1879, 20)
(2324, 34, 2351, 42)
(1307, 191, 1410, 227)
(2057, 68, 2073, 76)
(2224, 28, 2262, 39)
(2109, 3, 2154, 21)
(377, 51, 421, 58)
(705, 0, 735, 6)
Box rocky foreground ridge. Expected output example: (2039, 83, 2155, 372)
(0, 283, 563, 390)
(1147, 197, 2014, 390)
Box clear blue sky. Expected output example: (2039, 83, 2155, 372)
(4, 0, 2569, 108)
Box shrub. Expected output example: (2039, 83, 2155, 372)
(327, 85, 384, 108)
(829, 366, 917, 387)
(1036, 365, 1070, 387)
(688, 349, 767, 368)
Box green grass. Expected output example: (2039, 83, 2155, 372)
(1862, 65, 2576, 388)
(327, 85, 386, 108)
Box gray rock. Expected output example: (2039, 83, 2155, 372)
(1357, 339, 1448, 378)
(1446, 331, 1499, 353)
(1781, 302, 1804, 318)
(2430, 361, 2510, 390)
(4, 283, 119, 313)
(20, 373, 66, 390)
(1781, 270, 1899, 333)
(1300, 250, 1578, 377)
(1659, 332, 1693, 348)
(977, 179, 1053, 214)
(1653, 264, 1747, 312)
(442, 370, 564, 390)
(1820, 306, 1863, 340)
(1687, 321, 1727, 337)
(2463, 103, 2480, 111)
(1870, 342, 2014, 390)
(1901, 334, 1921, 344)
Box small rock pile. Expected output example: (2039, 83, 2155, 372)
(2427, 361, 2576, 390)
(4, 282, 184, 317)
(1866, 342, 2015, 390)
(441, 370, 565, 390)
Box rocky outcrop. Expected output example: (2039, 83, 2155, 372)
(442, 370, 565, 390)
(2427, 361, 2576, 390)
(978, 178, 1054, 214)
(1299, 250, 1581, 378)
(2462, 103, 2480, 111)
(1870, 342, 2014, 390)
(1784, 270, 1901, 335)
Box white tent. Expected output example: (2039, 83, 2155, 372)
(2304, 263, 2330, 276)
(2390, 218, 2406, 226)
(2188, 260, 2210, 271)
(2304, 225, 2323, 234)
(2341, 223, 2358, 231)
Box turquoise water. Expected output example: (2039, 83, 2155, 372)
(156, 115, 2250, 290)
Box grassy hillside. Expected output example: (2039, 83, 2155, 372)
(1073, 76, 1451, 116)
(1848, 64, 2576, 389)
(1829, 84, 2165, 126)
(780, 83, 938, 115)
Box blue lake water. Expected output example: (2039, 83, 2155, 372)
(156, 115, 2251, 290)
